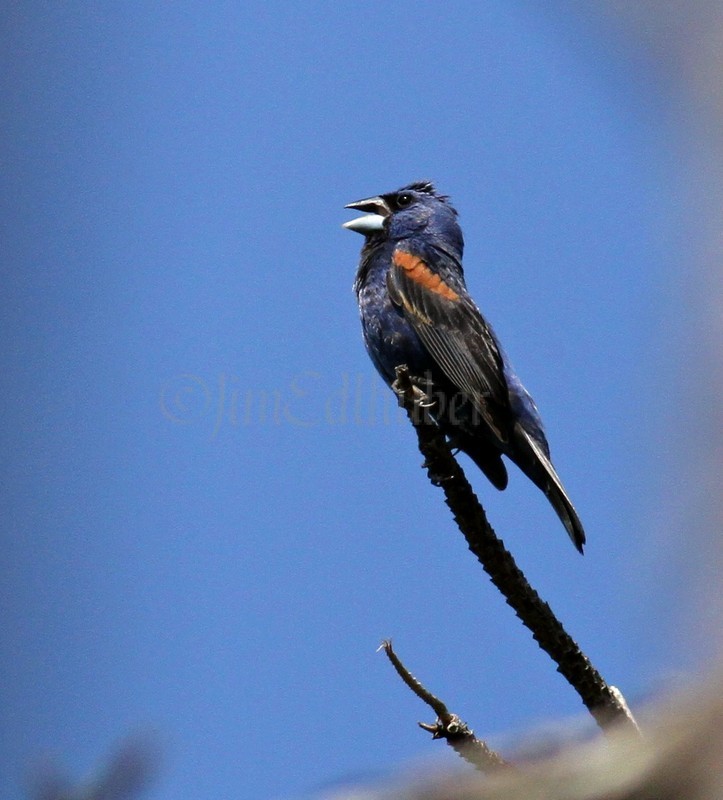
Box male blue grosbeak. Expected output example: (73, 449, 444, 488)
(344, 181, 586, 553)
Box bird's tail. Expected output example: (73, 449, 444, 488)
(512, 424, 586, 553)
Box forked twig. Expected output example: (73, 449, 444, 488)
(379, 640, 510, 772)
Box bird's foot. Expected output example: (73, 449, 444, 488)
(421, 458, 454, 486)
(392, 366, 437, 416)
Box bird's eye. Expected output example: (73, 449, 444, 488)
(395, 192, 413, 208)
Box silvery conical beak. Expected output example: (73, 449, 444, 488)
(343, 195, 390, 235)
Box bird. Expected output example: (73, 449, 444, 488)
(343, 181, 586, 553)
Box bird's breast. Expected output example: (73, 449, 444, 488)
(356, 263, 431, 386)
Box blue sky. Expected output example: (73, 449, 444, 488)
(1, 3, 700, 798)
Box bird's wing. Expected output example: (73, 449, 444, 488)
(387, 245, 510, 444)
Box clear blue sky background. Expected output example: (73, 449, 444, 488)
(1, 3, 698, 798)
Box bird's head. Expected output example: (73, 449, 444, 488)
(343, 181, 463, 255)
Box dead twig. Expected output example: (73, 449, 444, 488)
(379, 640, 510, 772)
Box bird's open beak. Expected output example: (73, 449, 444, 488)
(343, 195, 390, 234)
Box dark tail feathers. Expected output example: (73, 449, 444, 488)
(512, 424, 586, 553)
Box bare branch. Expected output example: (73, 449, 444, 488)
(379, 639, 450, 718)
(393, 365, 639, 734)
(379, 640, 510, 772)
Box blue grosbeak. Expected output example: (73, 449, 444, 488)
(344, 181, 585, 552)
